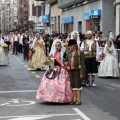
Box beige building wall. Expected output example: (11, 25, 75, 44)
(50, 3, 62, 33)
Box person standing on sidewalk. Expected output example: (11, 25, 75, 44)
(13, 32, 20, 55)
(20, 31, 30, 60)
(81, 30, 100, 87)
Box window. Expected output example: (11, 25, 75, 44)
(32, 4, 36, 16)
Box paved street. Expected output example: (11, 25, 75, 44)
(0, 53, 120, 120)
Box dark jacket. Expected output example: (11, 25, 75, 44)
(65, 50, 85, 75)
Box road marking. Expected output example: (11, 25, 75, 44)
(0, 114, 78, 119)
(73, 119, 81, 120)
(24, 65, 27, 67)
(0, 99, 36, 107)
(9, 116, 52, 120)
(8, 99, 19, 103)
(27, 68, 31, 70)
(0, 103, 9, 106)
(73, 108, 91, 120)
(21, 63, 25, 65)
(35, 75, 41, 78)
(0, 90, 37, 93)
(31, 72, 36, 74)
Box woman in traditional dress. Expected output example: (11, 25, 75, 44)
(36, 39, 73, 103)
(98, 41, 119, 77)
(28, 33, 46, 70)
(0, 36, 9, 65)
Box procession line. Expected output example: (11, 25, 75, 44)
(0, 90, 37, 93)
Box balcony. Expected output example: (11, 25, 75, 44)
(58, 0, 91, 9)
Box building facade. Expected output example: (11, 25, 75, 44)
(115, 0, 120, 36)
(18, 0, 29, 32)
(47, 0, 62, 33)
(58, 0, 115, 37)
(28, 0, 45, 32)
(1, 0, 11, 32)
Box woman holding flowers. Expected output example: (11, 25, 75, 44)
(36, 39, 73, 103)
(28, 33, 46, 70)
(0, 36, 9, 65)
(98, 41, 119, 77)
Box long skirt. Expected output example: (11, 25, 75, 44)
(0, 47, 9, 65)
(36, 66, 73, 103)
(28, 46, 45, 68)
(98, 56, 119, 77)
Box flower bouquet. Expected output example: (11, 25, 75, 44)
(46, 41, 50, 46)
(44, 56, 54, 66)
(63, 43, 68, 47)
(3, 43, 8, 53)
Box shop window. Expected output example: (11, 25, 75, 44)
(86, 18, 100, 32)
(64, 23, 73, 33)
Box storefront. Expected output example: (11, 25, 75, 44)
(61, 0, 115, 37)
(62, 16, 74, 33)
(84, 10, 101, 32)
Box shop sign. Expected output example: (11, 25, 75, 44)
(84, 10, 101, 20)
(62, 16, 74, 24)
(89, 10, 101, 16)
(42, 15, 49, 23)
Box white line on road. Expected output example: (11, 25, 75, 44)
(0, 103, 9, 106)
(73, 108, 91, 120)
(31, 72, 36, 74)
(0, 90, 37, 93)
(0, 114, 78, 119)
(24, 65, 27, 67)
(35, 75, 41, 78)
(72, 119, 81, 120)
(27, 68, 31, 70)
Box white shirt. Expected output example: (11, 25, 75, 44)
(80, 39, 100, 59)
(4, 36, 9, 42)
(14, 35, 19, 41)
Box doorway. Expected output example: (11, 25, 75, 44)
(78, 21, 82, 32)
